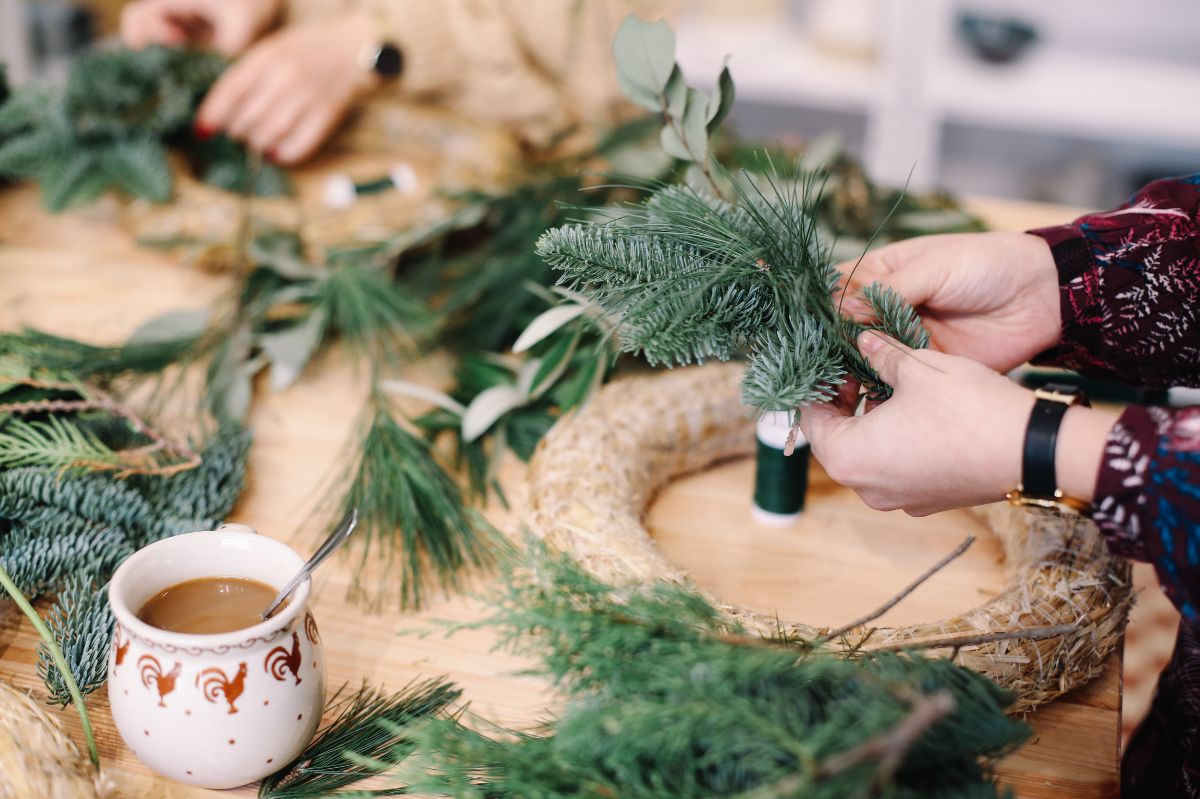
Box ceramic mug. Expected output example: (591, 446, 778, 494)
(107, 526, 325, 789)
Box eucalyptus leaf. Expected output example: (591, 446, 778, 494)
(512, 304, 587, 353)
(127, 308, 210, 345)
(664, 65, 688, 118)
(259, 310, 326, 391)
(706, 59, 736, 133)
(659, 87, 709, 162)
(461, 385, 526, 443)
(527, 327, 581, 399)
(378, 380, 467, 416)
(613, 15, 676, 112)
(249, 230, 321, 280)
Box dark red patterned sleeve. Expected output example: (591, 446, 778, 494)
(1029, 174, 1200, 388)
(1028, 174, 1200, 621)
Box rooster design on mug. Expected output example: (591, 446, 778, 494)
(138, 655, 182, 707)
(265, 631, 303, 685)
(113, 627, 131, 670)
(196, 662, 248, 714)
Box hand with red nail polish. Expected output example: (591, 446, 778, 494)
(194, 14, 378, 164)
(836, 231, 1062, 373)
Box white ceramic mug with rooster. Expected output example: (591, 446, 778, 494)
(107, 526, 326, 789)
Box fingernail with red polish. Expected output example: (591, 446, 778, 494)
(193, 122, 214, 140)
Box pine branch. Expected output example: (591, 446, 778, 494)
(259, 679, 461, 799)
(340, 400, 497, 610)
(0, 416, 119, 471)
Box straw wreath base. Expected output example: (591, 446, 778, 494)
(525, 363, 1132, 713)
(0, 681, 111, 799)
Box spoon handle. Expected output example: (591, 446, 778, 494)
(262, 508, 358, 620)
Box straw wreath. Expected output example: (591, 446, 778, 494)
(525, 363, 1132, 712)
(0, 681, 111, 799)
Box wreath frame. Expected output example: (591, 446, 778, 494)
(526, 363, 1131, 712)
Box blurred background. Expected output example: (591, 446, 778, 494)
(3, 0, 1197, 208)
(0, 0, 1196, 746)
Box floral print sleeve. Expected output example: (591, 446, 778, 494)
(1027, 174, 1200, 620)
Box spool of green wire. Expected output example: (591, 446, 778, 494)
(752, 411, 809, 524)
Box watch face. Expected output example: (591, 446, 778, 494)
(374, 43, 403, 79)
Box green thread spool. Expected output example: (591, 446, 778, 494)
(323, 163, 418, 209)
(752, 411, 809, 525)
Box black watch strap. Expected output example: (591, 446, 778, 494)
(1021, 383, 1088, 499)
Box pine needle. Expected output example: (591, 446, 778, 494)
(259, 679, 461, 799)
(341, 400, 497, 610)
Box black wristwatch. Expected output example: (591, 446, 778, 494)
(361, 41, 404, 80)
(1006, 382, 1092, 515)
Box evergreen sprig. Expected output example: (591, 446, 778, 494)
(38, 574, 114, 705)
(259, 679, 462, 799)
(0, 416, 119, 471)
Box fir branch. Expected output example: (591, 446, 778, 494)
(0, 327, 203, 380)
(259, 679, 461, 799)
(860, 282, 931, 350)
(38, 575, 114, 705)
(318, 264, 434, 366)
(0, 560, 98, 767)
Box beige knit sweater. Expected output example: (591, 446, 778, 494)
(288, 0, 670, 149)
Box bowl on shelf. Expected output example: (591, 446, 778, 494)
(958, 13, 1038, 65)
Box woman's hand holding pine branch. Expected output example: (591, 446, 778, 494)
(809, 230, 1123, 517)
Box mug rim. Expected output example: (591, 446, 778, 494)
(108, 530, 311, 651)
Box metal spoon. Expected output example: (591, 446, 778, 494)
(262, 508, 358, 620)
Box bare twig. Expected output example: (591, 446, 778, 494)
(730, 690, 955, 799)
(861, 623, 1079, 654)
(0, 378, 201, 477)
(818, 535, 975, 644)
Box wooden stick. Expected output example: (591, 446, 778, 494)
(861, 623, 1079, 654)
(818, 535, 975, 644)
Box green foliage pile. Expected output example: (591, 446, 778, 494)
(392, 545, 1029, 798)
(0, 45, 288, 211)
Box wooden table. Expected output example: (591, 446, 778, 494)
(0, 183, 1119, 797)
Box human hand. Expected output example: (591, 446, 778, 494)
(121, 0, 282, 56)
(839, 232, 1061, 373)
(800, 331, 1117, 516)
(194, 15, 379, 164)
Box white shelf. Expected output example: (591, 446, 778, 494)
(930, 46, 1200, 151)
(675, 18, 879, 114)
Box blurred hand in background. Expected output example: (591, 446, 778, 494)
(121, 0, 283, 56)
(121, 0, 378, 165)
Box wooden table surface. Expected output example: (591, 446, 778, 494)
(0, 180, 1119, 798)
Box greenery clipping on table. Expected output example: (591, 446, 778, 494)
(0, 45, 289, 211)
(259, 678, 462, 799)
